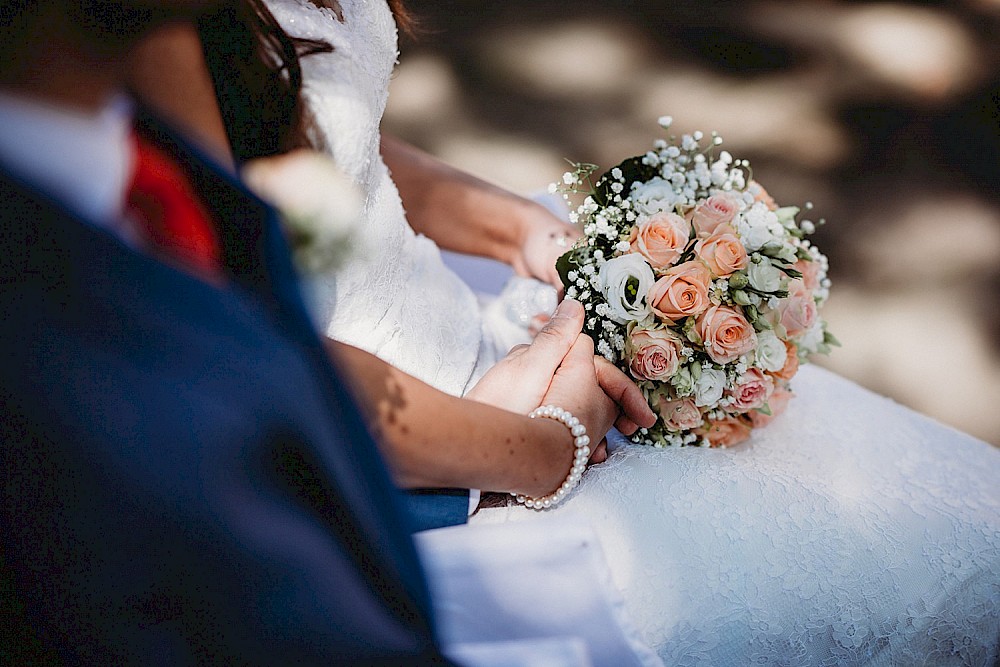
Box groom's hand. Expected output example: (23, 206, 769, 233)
(594, 357, 657, 437)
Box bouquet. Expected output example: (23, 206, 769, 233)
(552, 117, 836, 448)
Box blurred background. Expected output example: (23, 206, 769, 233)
(384, 0, 1000, 446)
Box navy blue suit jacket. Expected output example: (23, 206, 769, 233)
(0, 114, 450, 665)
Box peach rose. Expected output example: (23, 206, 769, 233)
(629, 212, 690, 269)
(694, 226, 748, 277)
(628, 328, 684, 382)
(647, 261, 712, 322)
(655, 396, 703, 431)
(696, 305, 758, 364)
(749, 386, 793, 428)
(689, 193, 741, 237)
(697, 416, 752, 447)
(771, 341, 800, 382)
(726, 368, 774, 413)
(779, 293, 818, 338)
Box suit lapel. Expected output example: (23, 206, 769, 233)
(131, 110, 321, 348)
(132, 111, 271, 291)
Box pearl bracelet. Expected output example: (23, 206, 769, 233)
(511, 405, 591, 510)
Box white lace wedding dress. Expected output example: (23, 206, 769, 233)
(266, 1, 1000, 664)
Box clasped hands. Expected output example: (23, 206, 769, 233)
(467, 298, 656, 464)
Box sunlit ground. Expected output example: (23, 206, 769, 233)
(385, 0, 1000, 445)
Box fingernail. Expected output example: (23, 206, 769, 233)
(554, 298, 583, 317)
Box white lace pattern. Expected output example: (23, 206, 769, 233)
(474, 365, 1000, 665)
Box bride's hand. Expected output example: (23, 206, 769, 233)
(466, 298, 585, 414)
(541, 333, 655, 463)
(510, 202, 582, 292)
(467, 298, 656, 458)
(593, 356, 658, 438)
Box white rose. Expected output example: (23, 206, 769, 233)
(693, 367, 727, 407)
(798, 319, 826, 354)
(629, 177, 681, 216)
(598, 254, 656, 323)
(754, 330, 788, 373)
(747, 257, 784, 293)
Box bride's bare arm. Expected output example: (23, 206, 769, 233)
(381, 134, 580, 289)
(328, 300, 656, 498)
(329, 340, 577, 498)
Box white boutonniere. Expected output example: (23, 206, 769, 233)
(242, 149, 362, 274)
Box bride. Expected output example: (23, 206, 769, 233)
(157, 0, 998, 663)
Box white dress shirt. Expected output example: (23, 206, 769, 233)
(0, 91, 136, 243)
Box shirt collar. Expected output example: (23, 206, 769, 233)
(0, 91, 134, 228)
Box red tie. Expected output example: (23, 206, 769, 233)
(126, 132, 223, 279)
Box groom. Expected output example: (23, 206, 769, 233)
(0, 1, 452, 662)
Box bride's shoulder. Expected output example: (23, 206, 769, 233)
(264, 0, 393, 46)
(264, 0, 339, 28)
(261, 0, 355, 57)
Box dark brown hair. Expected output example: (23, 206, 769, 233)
(386, 0, 417, 36)
(198, 0, 413, 164)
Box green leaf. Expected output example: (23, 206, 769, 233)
(682, 317, 703, 345)
(556, 248, 577, 290)
(593, 156, 658, 207)
(775, 206, 799, 223)
(778, 266, 803, 279)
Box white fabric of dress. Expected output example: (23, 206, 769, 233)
(267, 0, 500, 394)
(266, 1, 1000, 664)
